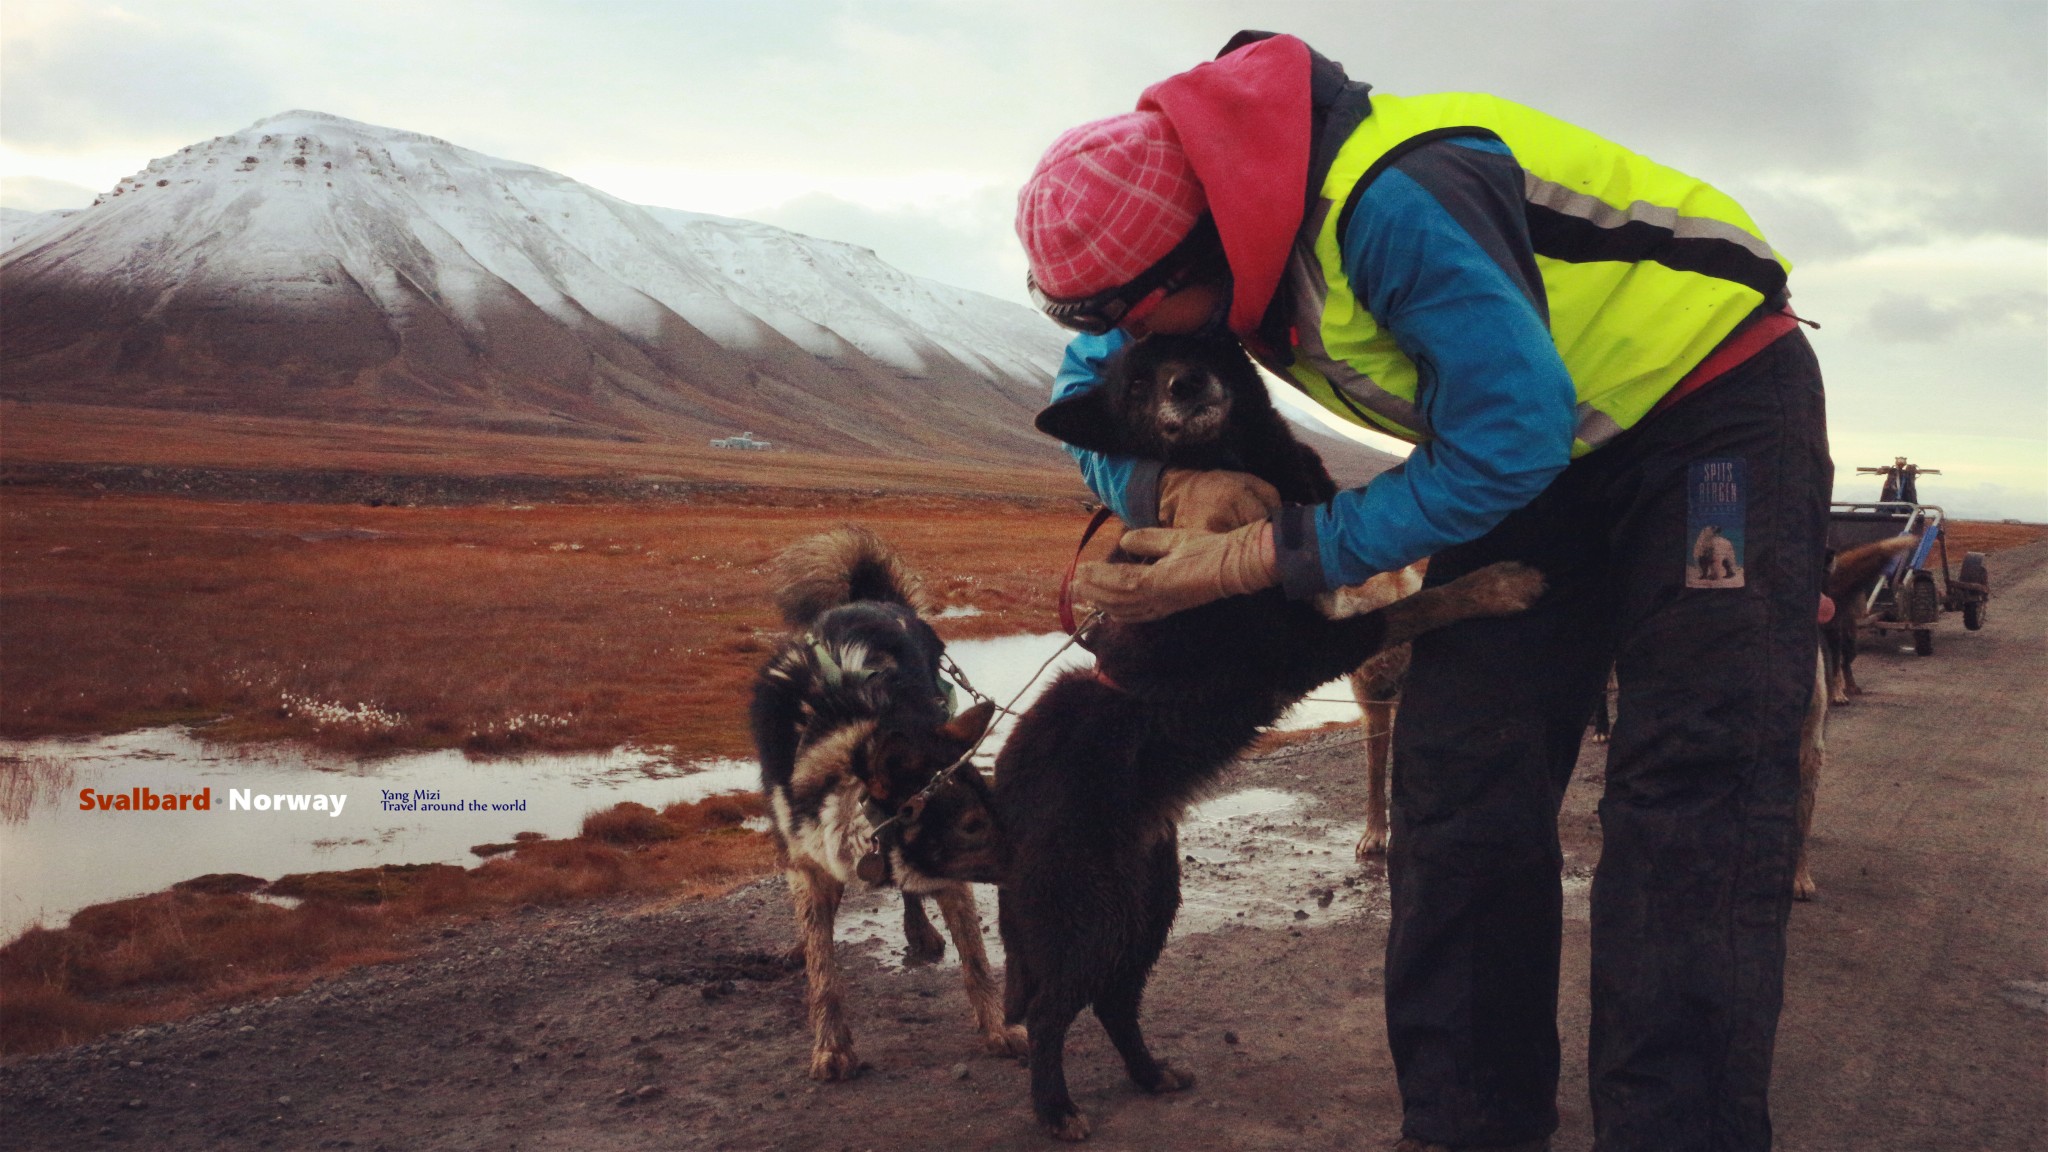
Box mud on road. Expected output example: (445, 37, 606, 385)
(4, 545, 2043, 1152)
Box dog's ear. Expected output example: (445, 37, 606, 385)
(852, 732, 905, 803)
(938, 700, 995, 749)
(1034, 391, 1126, 457)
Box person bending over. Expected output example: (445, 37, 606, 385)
(1014, 30, 1830, 1152)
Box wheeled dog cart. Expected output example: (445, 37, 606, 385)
(1827, 499, 1990, 656)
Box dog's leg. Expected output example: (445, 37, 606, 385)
(1004, 889, 1092, 1140)
(1000, 897, 1037, 1034)
(1590, 665, 1616, 744)
(1841, 625, 1864, 697)
(901, 893, 946, 966)
(1027, 1003, 1091, 1141)
(1835, 619, 1867, 701)
(1379, 562, 1547, 646)
(1093, 836, 1193, 1097)
(1794, 649, 1828, 901)
(1298, 563, 1545, 690)
(788, 864, 860, 1081)
(1354, 692, 1394, 859)
(933, 884, 1028, 1057)
(1093, 972, 1192, 1096)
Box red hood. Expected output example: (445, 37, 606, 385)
(1137, 34, 1312, 339)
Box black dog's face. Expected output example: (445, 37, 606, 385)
(854, 701, 1009, 886)
(1034, 334, 1262, 467)
(1120, 341, 1236, 456)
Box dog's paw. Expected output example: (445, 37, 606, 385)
(985, 1023, 1030, 1058)
(903, 928, 946, 966)
(1354, 825, 1389, 860)
(1140, 1060, 1195, 1094)
(1829, 690, 1850, 706)
(808, 1047, 863, 1082)
(1459, 562, 1547, 615)
(1793, 869, 1818, 902)
(1044, 1109, 1092, 1142)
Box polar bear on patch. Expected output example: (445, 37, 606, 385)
(1692, 525, 1744, 587)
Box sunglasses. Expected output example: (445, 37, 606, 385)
(1029, 216, 1224, 336)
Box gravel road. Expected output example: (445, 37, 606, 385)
(4, 544, 2041, 1152)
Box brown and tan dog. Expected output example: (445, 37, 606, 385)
(1793, 533, 1919, 900)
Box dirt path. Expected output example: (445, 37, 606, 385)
(4, 545, 2042, 1152)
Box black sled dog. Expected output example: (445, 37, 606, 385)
(750, 527, 1023, 1081)
(998, 334, 1545, 1140)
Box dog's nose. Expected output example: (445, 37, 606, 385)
(1167, 369, 1208, 404)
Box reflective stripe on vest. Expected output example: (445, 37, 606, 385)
(1271, 93, 1791, 456)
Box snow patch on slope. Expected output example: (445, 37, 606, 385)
(1, 208, 79, 253)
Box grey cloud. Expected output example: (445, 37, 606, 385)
(1863, 291, 2048, 344)
(1715, 183, 1866, 265)
(0, 8, 282, 149)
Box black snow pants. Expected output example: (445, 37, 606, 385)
(1383, 329, 1832, 1151)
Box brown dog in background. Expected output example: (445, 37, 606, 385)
(1823, 535, 1919, 705)
(1794, 533, 1919, 900)
(1327, 563, 1426, 859)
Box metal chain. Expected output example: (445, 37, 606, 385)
(938, 650, 1011, 716)
(868, 608, 1105, 852)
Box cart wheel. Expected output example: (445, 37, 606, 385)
(1913, 628, 1934, 657)
(1959, 553, 1988, 631)
(1906, 570, 1940, 625)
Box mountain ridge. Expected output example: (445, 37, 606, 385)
(0, 110, 1070, 464)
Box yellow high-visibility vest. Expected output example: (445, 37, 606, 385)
(1271, 92, 1790, 456)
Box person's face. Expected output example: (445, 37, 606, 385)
(1119, 278, 1228, 339)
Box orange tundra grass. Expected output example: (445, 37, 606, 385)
(0, 486, 1104, 756)
(0, 794, 774, 1056)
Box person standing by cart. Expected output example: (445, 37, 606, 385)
(1016, 32, 1832, 1152)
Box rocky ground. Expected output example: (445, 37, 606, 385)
(3, 544, 2042, 1152)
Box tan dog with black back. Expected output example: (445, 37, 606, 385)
(750, 528, 1025, 1080)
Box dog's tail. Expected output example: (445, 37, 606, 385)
(1827, 535, 1917, 602)
(772, 526, 931, 628)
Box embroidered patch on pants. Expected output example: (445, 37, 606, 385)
(1687, 458, 1747, 589)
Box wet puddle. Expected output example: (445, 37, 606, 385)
(829, 786, 1386, 973)
(0, 729, 756, 939)
(946, 632, 1363, 754)
(0, 633, 1364, 941)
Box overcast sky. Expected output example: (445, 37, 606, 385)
(3, 1, 2043, 519)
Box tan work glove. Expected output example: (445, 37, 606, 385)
(1157, 468, 1282, 532)
(1072, 522, 1278, 623)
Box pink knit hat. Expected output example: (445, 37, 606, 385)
(1015, 110, 1208, 300)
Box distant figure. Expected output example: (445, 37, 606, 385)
(1867, 456, 1939, 504)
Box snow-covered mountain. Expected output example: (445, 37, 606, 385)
(0, 207, 77, 252)
(0, 111, 1069, 463)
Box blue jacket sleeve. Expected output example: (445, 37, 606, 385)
(1274, 137, 1576, 595)
(1050, 329, 1162, 527)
